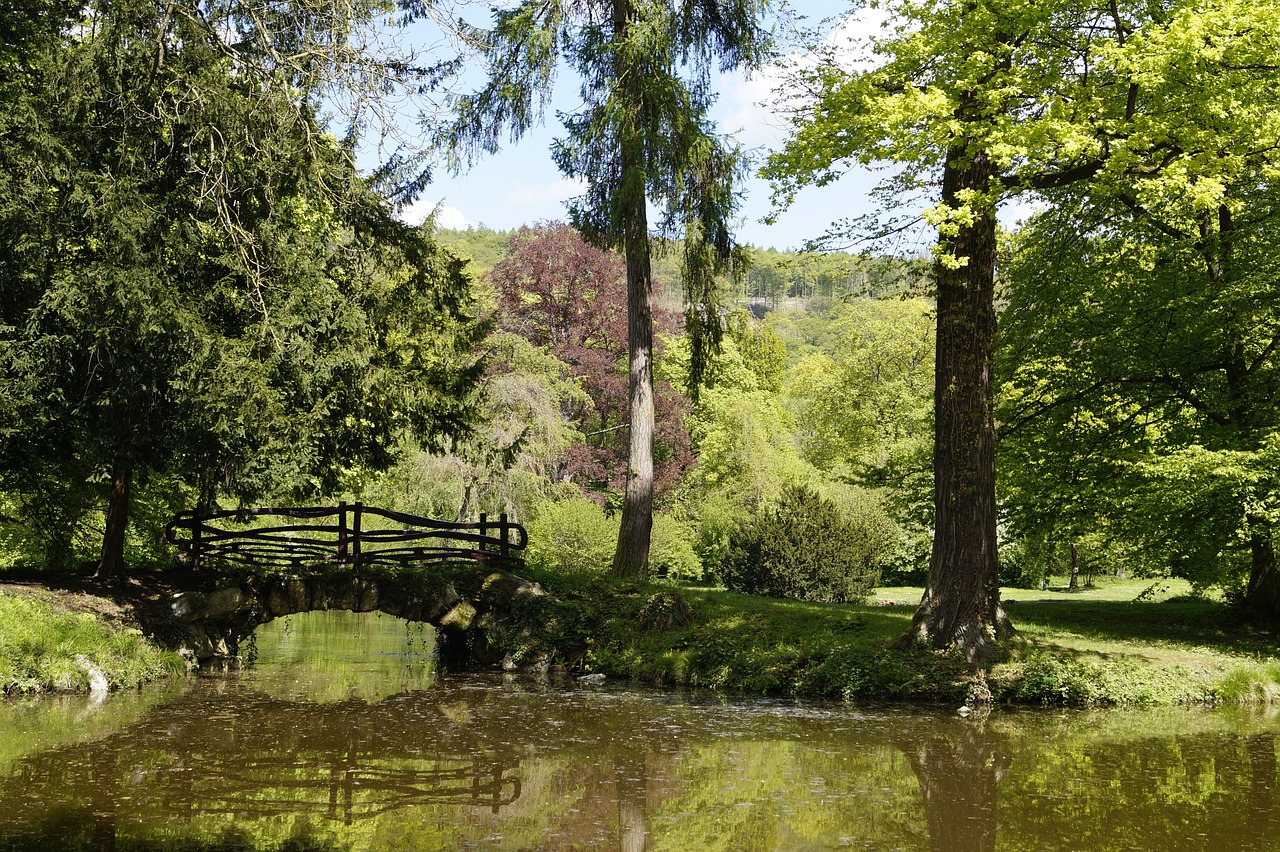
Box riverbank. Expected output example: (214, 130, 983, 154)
(0, 573, 187, 694)
(5, 568, 1279, 706)
(517, 572, 1280, 707)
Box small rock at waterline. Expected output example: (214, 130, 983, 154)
(577, 673, 606, 685)
(957, 705, 972, 717)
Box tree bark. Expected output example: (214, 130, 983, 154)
(903, 140, 1015, 661)
(1067, 541, 1080, 591)
(1206, 204, 1279, 617)
(1245, 530, 1280, 616)
(610, 0, 655, 578)
(96, 460, 132, 577)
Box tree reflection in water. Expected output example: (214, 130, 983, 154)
(7, 676, 1280, 851)
(898, 714, 1009, 852)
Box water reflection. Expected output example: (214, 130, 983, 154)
(897, 719, 1006, 852)
(2, 614, 1280, 850)
(244, 610, 437, 703)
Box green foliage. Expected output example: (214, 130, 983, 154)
(0, 0, 486, 570)
(685, 492, 745, 580)
(779, 297, 935, 582)
(0, 593, 183, 694)
(649, 513, 703, 583)
(998, 172, 1280, 601)
(996, 650, 1187, 707)
(1214, 661, 1280, 706)
(722, 485, 888, 604)
(525, 498, 619, 574)
(724, 309, 786, 394)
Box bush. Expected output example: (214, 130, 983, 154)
(721, 485, 889, 604)
(649, 514, 704, 582)
(688, 493, 747, 581)
(525, 497, 618, 574)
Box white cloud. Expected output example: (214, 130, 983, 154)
(717, 8, 893, 150)
(398, 198, 473, 230)
(503, 177, 586, 207)
(432, 204, 473, 230)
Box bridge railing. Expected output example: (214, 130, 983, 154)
(165, 502, 528, 572)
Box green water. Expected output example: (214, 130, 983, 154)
(2, 612, 1278, 851)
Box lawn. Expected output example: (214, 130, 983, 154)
(534, 573, 1280, 707)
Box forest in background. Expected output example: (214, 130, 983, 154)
(4, 205, 1277, 605)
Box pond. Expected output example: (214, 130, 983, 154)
(1, 611, 1277, 851)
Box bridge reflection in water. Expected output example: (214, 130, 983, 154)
(2, 688, 529, 844)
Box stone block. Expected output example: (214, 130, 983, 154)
(203, 587, 245, 620)
(439, 600, 476, 631)
(266, 577, 309, 616)
(170, 591, 205, 622)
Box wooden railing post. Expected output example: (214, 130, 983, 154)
(191, 511, 203, 569)
(337, 500, 348, 561)
(500, 513, 510, 558)
(352, 501, 363, 569)
(479, 512, 488, 552)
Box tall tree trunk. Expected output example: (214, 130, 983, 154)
(1207, 204, 1279, 617)
(96, 461, 132, 577)
(1067, 541, 1080, 591)
(904, 141, 1014, 661)
(610, 0, 655, 578)
(1245, 529, 1280, 615)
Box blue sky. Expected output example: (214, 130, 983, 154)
(391, 3, 929, 253)
(384, 4, 1043, 253)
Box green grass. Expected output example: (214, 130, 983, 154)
(0, 592, 185, 694)
(514, 573, 1280, 707)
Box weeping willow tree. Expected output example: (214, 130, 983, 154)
(442, 0, 771, 576)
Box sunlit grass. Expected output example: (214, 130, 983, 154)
(0, 592, 184, 694)
(534, 572, 1279, 707)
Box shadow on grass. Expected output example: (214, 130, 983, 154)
(1002, 597, 1278, 656)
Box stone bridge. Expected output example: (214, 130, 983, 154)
(168, 567, 554, 671)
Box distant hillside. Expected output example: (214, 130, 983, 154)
(432, 225, 929, 310)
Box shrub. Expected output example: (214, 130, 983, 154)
(650, 514, 703, 582)
(688, 493, 747, 580)
(721, 485, 889, 604)
(525, 497, 618, 574)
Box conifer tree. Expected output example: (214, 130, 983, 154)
(442, 0, 770, 576)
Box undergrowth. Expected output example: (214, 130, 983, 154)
(0, 593, 184, 694)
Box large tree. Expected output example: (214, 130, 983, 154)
(442, 0, 770, 576)
(0, 0, 484, 574)
(999, 179, 1280, 611)
(487, 224, 693, 500)
(765, 0, 1280, 658)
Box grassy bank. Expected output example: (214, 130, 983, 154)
(515, 572, 1280, 707)
(0, 591, 184, 695)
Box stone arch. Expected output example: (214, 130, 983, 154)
(168, 569, 550, 671)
